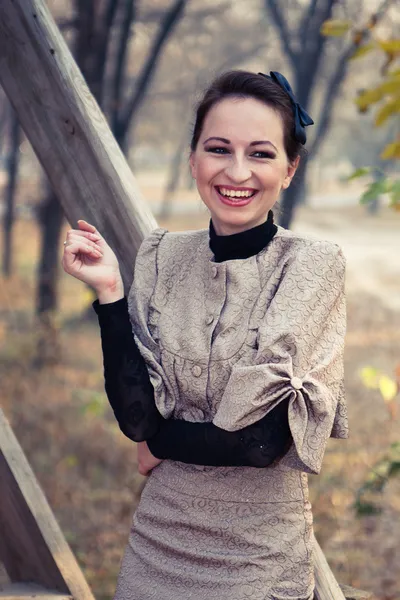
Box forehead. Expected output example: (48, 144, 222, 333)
(201, 97, 285, 147)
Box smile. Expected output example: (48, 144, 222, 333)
(214, 185, 258, 207)
(215, 186, 257, 199)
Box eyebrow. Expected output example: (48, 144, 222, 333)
(203, 137, 278, 152)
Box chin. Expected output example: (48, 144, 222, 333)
(211, 208, 265, 233)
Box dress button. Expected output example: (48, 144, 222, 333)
(290, 377, 303, 390)
(211, 266, 218, 278)
(206, 314, 214, 325)
(192, 365, 202, 377)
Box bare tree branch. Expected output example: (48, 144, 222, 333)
(111, 0, 136, 132)
(299, 0, 319, 50)
(96, 0, 120, 106)
(3, 110, 22, 277)
(141, 3, 230, 23)
(116, 0, 188, 149)
(308, 46, 352, 157)
(0, 98, 9, 153)
(265, 0, 298, 68)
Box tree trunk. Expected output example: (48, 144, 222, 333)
(279, 156, 307, 229)
(115, 0, 187, 151)
(159, 131, 187, 219)
(35, 190, 64, 366)
(110, 0, 136, 135)
(3, 110, 22, 277)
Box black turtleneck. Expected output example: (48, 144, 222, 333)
(209, 210, 277, 262)
(93, 215, 292, 468)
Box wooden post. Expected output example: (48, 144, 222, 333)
(0, 0, 157, 292)
(313, 531, 346, 600)
(0, 409, 95, 599)
(0, 2, 372, 600)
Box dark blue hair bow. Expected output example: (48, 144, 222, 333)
(258, 71, 314, 145)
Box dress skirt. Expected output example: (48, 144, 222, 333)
(113, 460, 315, 600)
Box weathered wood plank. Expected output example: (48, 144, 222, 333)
(0, 409, 94, 600)
(0, 582, 72, 599)
(0, 596, 71, 600)
(0, 0, 157, 291)
(313, 532, 346, 600)
(340, 584, 373, 600)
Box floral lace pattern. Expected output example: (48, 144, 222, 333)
(117, 225, 349, 600)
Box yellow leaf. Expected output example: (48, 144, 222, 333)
(381, 141, 400, 160)
(357, 77, 400, 110)
(378, 375, 398, 403)
(350, 42, 377, 60)
(356, 86, 386, 110)
(83, 287, 96, 306)
(374, 95, 400, 126)
(321, 19, 352, 37)
(378, 39, 400, 55)
(360, 366, 380, 389)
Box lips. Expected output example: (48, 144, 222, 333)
(214, 185, 259, 209)
(214, 185, 258, 207)
(215, 185, 258, 199)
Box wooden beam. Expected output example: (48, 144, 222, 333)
(0, 409, 94, 600)
(313, 532, 346, 600)
(0, 581, 72, 599)
(0, 0, 157, 291)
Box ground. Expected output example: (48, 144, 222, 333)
(0, 199, 399, 600)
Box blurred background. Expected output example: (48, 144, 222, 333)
(0, 0, 399, 599)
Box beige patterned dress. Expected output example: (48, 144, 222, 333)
(114, 225, 349, 600)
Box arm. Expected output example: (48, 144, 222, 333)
(212, 242, 348, 475)
(93, 297, 292, 467)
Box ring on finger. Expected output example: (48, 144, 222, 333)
(63, 241, 72, 246)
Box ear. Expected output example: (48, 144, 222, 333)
(282, 155, 300, 190)
(189, 152, 197, 179)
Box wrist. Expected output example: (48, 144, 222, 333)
(96, 281, 124, 304)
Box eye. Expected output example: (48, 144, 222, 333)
(205, 146, 230, 154)
(251, 151, 276, 159)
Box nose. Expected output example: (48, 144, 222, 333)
(225, 156, 252, 183)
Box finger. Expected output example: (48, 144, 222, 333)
(66, 229, 102, 243)
(77, 220, 99, 235)
(66, 234, 103, 253)
(65, 238, 103, 255)
(64, 240, 103, 259)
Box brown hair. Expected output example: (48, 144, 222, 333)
(190, 70, 303, 163)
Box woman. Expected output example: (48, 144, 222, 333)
(62, 70, 348, 600)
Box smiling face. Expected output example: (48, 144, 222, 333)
(190, 97, 299, 235)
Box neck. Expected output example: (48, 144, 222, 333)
(209, 211, 277, 262)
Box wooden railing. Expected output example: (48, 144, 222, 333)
(0, 409, 95, 600)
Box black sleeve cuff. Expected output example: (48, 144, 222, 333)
(92, 296, 128, 316)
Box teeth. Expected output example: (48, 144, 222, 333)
(218, 187, 254, 198)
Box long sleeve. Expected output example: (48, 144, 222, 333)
(93, 297, 292, 467)
(147, 398, 292, 467)
(212, 241, 348, 475)
(93, 296, 163, 441)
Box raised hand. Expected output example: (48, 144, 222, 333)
(61, 219, 124, 302)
